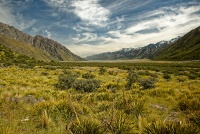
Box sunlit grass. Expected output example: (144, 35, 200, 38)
(0, 62, 199, 133)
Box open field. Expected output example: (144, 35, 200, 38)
(0, 61, 200, 134)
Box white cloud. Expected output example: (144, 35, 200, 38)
(44, 0, 110, 27)
(44, 0, 69, 8)
(108, 16, 125, 30)
(75, 24, 94, 32)
(108, 6, 200, 45)
(72, 32, 98, 44)
(67, 5, 200, 57)
(31, 27, 39, 33)
(125, 6, 200, 35)
(42, 30, 52, 38)
(0, 0, 35, 31)
(0, 1, 16, 26)
(72, 0, 110, 27)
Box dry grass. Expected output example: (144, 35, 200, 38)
(0, 62, 199, 133)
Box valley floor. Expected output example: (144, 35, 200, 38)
(0, 61, 199, 133)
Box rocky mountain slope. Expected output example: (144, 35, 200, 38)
(153, 26, 200, 60)
(0, 22, 83, 61)
(86, 37, 180, 60)
(0, 36, 51, 61)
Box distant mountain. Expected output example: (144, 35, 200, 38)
(0, 22, 84, 61)
(86, 37, 180, 60)
(153, 26, 200, 60)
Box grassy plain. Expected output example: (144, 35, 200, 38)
(0, 61, 199, 133)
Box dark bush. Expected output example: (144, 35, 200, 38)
(56, 72, 79, 90)
(163, 73, 171, 80)
(99, 67, 106, 75)
(72, 79, 100, 92)
(125, 71, 138, 90)
(138, 78, 155, 90)
(82, 72, 95, 79)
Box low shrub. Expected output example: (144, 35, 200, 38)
(55, 71, 79, 90)
(72, 79, 100, 92)
(163, 73, 171, 80)
(138, 78, 156, 90)
(82, 72, 95, 79)
(125, 71, 138, 90)
(99, 67, 106, 75)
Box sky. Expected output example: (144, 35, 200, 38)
(0, 0, 200, 57)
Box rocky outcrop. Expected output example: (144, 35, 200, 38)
(33, 35, 82, 61)
(164, 112, 182, 124)
(6, 95, 45, 104)
(0, 22, 84, 61)
(0, 22, 33, 44)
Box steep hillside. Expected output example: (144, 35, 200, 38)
(0, 22, 83, 61)
(0, 36, 51, 61)
(32, 35, 83, 61)
(86, 37, 179, 60)
(154, 26, 200, 60)
(0, 43, 41, 66)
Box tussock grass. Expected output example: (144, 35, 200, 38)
(0, 61, 199, 133)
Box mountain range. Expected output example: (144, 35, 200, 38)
(86, 37, 180, 60)
(86, 26, 200, 61)
(0, 22, 83, 61)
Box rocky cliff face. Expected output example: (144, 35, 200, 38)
(32, 35, 82, 61)
(0, 23, 33, 44)
(0, 22, 83, 61)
